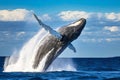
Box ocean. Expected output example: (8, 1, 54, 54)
(0, 57, 120, 80)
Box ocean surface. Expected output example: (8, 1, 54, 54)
(0, 57, 120, 80)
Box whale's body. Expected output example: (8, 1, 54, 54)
(33, 14, 86, 72)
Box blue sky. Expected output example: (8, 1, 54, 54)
(0, 0, 120, 57)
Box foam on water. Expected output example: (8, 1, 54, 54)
(48, 63, 76, 72)
(47, 59, 76, 72)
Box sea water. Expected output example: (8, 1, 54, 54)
(0, 57, 120, 80)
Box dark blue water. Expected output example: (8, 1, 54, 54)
(0, 57, 120, 80)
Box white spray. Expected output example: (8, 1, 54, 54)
(4, 28, 76, 72)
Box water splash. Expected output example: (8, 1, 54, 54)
(4, 28, 49, 72)
(4, 28, 76, 72)
(47, 58, 76, 72)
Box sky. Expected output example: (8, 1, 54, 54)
(0, 0, 120, 57)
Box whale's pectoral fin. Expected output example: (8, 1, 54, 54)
(68, 43, 76, 53)
(33, 13, 62, 40)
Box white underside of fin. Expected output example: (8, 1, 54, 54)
(33, 13, 62, 40)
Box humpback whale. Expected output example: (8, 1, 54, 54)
(33, 14, 86, 72)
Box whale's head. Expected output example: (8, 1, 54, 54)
(58, 18, 86, 42)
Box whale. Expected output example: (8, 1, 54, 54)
(33, 14, 86, 72)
